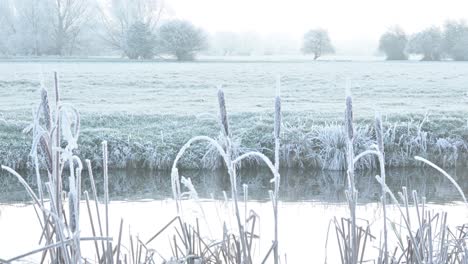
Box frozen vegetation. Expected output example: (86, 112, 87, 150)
(0, 78, 466, 264)
(0, 61, 467, 171)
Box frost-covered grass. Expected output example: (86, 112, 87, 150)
(2, 111, 467, 171)
(1, 61, 468, 171)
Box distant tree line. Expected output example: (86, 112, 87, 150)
(379, 21, 468, 61)
(1, 1, 467, 62)
(0, 0, 207, 61)
(0, 0, 92, 56)
(299, 21, 468, 61)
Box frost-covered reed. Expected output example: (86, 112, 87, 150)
(0, 74, 117, 264)
(333, 87, 467, 264)
(169, 87, 282, 263)
(343, 89, 360, 264)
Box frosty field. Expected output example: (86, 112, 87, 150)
(1, 60, 468, 172)
(1, 60, 468, 117)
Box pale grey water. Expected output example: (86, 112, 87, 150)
(1, 167, 467, 203)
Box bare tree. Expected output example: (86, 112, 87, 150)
(302, 29, 334, 60)
(0, 0, 92, 56)
(50, 0, 92, 55)
(0, 0, 17, 55)
(99, 0, 165, 57)
(13, 0, 54, 55)
(20, 0, 43, 55)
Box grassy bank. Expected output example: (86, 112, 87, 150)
(2, 61, 468, 172)
(2, 111, 467, 171)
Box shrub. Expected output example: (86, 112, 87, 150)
(125, 22, 155, 59)
(156, 20, 207, 61)
(379, 26, 408, 60)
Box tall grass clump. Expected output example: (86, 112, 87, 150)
(0, 74, 123, 263)
(331, 88, 467, 264)
(1, 76, 286, 264)
(170, 86, 282, 264)
(372, 185, 468, 263)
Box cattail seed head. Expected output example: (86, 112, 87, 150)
(274, 96, 281, 139)
(217, 88, 230, 137)
(375, 113, 384, 153)
(54, 72, 59, 103)
(171, 168, 180, 199)
(101, 141, 109, 204)
(68, 191, 76, 232)
(243, 184, 248, 201)
(102, 141, 108, 169)
(345, 95, 354, 140)
(41, 88, 52, 131)
(39, 135, 53, 174)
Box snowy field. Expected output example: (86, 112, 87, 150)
(1, 60, 467, 119)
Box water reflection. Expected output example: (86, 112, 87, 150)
(1, 167, 467, 203)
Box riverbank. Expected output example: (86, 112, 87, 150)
(1, 60, 467, 171)
(1, 112, 467, 171)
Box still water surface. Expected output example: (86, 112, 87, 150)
(2, 166, 467, 203)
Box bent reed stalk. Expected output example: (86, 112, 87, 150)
(351, 112, 390, 263)
(335, 87, 467, 264)
(1, 74, 116, 264)
(170, 87, 282, 264)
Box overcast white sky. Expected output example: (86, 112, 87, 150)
(169, 0, 468, 55)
